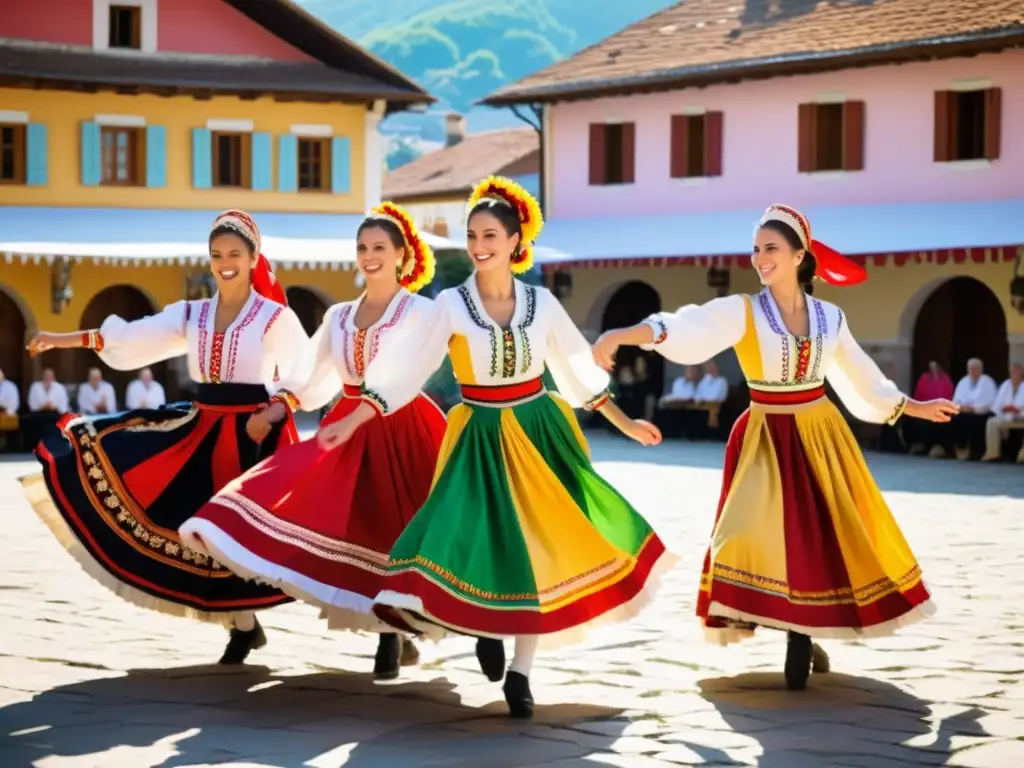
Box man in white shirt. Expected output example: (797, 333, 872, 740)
(77, 368, 117, 415)
(695, 361, 729, 406)
(28, 368, 69, 414)
(126, 367, 166, 411)
(982, 362, 1024, 463)
(942, 358, 998, 460)
(0, 367, 19, 415)
(656, 366, 700, 438)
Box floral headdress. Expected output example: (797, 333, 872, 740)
(466, 175, 543, 275)
(757, 204, 866, 286)
(363, 201, 435, 293)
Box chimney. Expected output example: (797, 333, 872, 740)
(445, 112, 466, 147)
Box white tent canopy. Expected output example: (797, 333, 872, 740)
(0, 207, 464, 270)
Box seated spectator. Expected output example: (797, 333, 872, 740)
(690, 360, 729, 439)
(656, 366, 700, 438)
(78, 368, 117, 415)
(982, 362, 1024, 463)
(942, 358, 997, 460)
(126, 367, 166, 411)
(0, 367, 18, 415)
(904, 361, 954, 454)
(28, 368, 69, 414)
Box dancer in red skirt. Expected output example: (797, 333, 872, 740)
(180, 202, 445, 679)
(593, 204, 958, 690)
(23, 210, 308, 665)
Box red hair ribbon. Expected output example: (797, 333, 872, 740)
(251, 253, 288, 305)
(810, 239, 866, 286)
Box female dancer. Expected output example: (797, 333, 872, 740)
(321, 176, 673, 718)
(179, 203, 445, 680)
(23, 210, 309, 665)
(593, 204, 957, 690)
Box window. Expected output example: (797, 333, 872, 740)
(0, 124, 26, 184)
(797, 101, 865, 173)
(108, 6, 141, 49)
(212, 132, 250, 187)
(934, 88, 1001, 162)
(669, 112, 723, 178)
(100, 126, 143, 185)
(298, 137, 331, 191)
(588, 122, 635, 185)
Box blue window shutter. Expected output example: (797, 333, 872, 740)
(277, 134, 297, 192)
(80, 121, 101, 186)
(145, 125, 167, 188)
(25, 123, 48, 186)
(192, 128, 212, 189)
(251, 131, 272, 190)
(331, 136, 351, 194)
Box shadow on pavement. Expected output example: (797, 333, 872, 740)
(0, 664, 628, 766)
(696, 671, 989, 766)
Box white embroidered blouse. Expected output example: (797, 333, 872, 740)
(642, 290, 908, 425)
(96, 290, 309, 392)
(273, 288, 427, 412)
(360, 276, 610, 415)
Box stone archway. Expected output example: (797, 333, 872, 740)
(909, 276, 1008, 385)
(285, 286, 330, 336)
(600, 280, 664, 402)
(0, 287, 31, 402)
(75, 286, 163, 405)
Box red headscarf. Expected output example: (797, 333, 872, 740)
(757, 204, 866, 286)
(211, 209, 288, 305)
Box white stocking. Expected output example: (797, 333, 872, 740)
(510, 635, 538, 677)
(231, 611, 256, 631)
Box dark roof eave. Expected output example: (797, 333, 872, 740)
(387, 184, 475, 201)
(479, 27, 1024, 106)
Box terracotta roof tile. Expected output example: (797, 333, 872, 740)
(484, 0, 1024, 104)
(383, 128, 539, 200)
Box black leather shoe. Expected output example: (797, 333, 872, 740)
(218, 618, 267, 665)
(374, 633, 401, 680)
(784, 631, 812, 690)
(475, 637, 506, 682)
(503, 670, 534, 719)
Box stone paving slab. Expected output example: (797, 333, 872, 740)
(1, 439, 1023, 767)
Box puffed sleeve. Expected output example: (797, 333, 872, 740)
(96, 300, 189, 370)
(543, 288, 612, 410)
(640, 294, 747, 365)
(361, 295, 452, 416)
(268, 305, 342, 413)
(826, 312, 907, 425)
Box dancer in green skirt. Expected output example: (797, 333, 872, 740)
(319, 176, 675, 718)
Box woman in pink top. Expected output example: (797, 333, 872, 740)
(913, 362, 954, 402)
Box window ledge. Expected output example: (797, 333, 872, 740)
(673, 176, 711, 186)
(801, 171, 849, 181)
(942, 159, 992, 170)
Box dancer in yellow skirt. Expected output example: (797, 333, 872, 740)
(594, 204, 957, 690)
(321, 176, 674, 717)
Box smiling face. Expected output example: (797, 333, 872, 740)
(356, 224, 405, 286)
(467, 209, 519, 275)
(752, 224, 804, 289)
(209, 231, 255, 289)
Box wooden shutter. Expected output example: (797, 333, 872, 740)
(25, 123, 48, 186)
(669, 115, 688, 178)
(588, 123, 606, 185)
(331, 136, 352, 193)
(277, 134, 298, 192)
(933, 90, 953, 162)
(145, 125, 167, 188)
(704, 111, 723, 177)
(797, 103, 816, 172)
(984, 87, 1001, 160)
(191, 128, 212, 189)
(842, 100, 864, 171)
(621, 122, 636, 183)
(250, 132, 272, 191)
(80, 121, 101, 186)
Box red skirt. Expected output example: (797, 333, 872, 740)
(697, 386, 933, 645)
(179, 385, 447, 631)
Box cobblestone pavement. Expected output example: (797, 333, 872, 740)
(1, 433, 1023, 767)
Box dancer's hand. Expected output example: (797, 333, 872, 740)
(27, 332, 74, 357)
(246, 412, 272, 443)
(592, 331, 621, 372)
(317, 403, 375, 450)
(905, 398, 958, 423)
(625, 419, 662, 446)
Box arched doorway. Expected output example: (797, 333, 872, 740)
(286, 286, 329, 336)
(0, 289, 28, 402)
(601, 281, 664, 403)
(912, 277, 1008, 384)
(75, 286, 163, 406)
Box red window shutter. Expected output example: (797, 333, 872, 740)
(669, 115, 688, 178)
(703, 111, 723, 177)
(842, 100, 865, 171)
(588, 123, 606, 185)
(933, 91, 953, 162)
(797, 103, 816, 172)
(621, 122, 636, 183)
(984, 87, 1001, 160)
